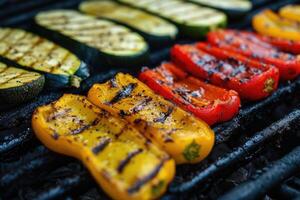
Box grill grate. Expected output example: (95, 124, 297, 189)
(1, 0, 300, 199)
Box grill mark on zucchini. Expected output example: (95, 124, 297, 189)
(153, 107, 174, 123)
(92, 138, 111, 155)
(109, 83, 137, 104)
(127, 157, 169, 194)
(117, 149, 143, 173)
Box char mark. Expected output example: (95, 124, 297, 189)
(109, 83, 137, 104)
(131, 97, 152, 114)
(153, 107, 174, 123)
(127, 158, 170, 194)
(92, 138, 111, 155)
(117, 149, 143, 173)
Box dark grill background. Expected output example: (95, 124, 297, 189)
(0, 0, 300, 199)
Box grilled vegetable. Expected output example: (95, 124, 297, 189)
(260, 36, 300, 54)
(35, 10, 149, 69)
(32, 94, 175, 200)
(252, 9, 300, 41)
(279, 5, 300, 23)
(0, 28, 89, 88)
(117, 0, 227, 39)
(171, 44, 279, 101)
(207, 29, 300, 80)
(188, 0, 252, 17)
(0, 62, 44, 107)
(79, 0, 178, 48)
(88, 73, 215, 164)
(139, 62, 240, 125)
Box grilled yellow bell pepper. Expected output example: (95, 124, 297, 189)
(32, 94, 175, 200)
(252, 9, 300, 41)
(87, 73, 215, 164)
(279, 5, 300, 23)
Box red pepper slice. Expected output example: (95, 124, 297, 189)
(171, 44, 279, 101)
(260, 36, 300, 54)
(206, 29, 300, 80)
(139, 62, 241, 125)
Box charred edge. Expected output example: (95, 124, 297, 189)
(70, 118, 100, 135)
(131, 97, 152, 114)
(109, 77, 118, 88)
(127, 158, 169, 194)
(109, 83, 137, 104)
(154, 107, 174, 123)
(92, 138, 111, 155)
(117, 149, 143, 173)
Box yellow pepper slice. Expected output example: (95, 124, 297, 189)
(88, 73, 215, 164)
(32, 94, 175, 200)
(252, 9, 300, 41)
(279, 5, 300, 23)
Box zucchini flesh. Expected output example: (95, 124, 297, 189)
(32, 94, 175, 200)
(188, 0, 252, 11)
(88, 73, 215, 164)
(0, 62, 45, 105)
(35, 10, 148, 56)
(0, 28, 89, 88)
(79, 1, 178, 38)
(118, 0, 227, 38)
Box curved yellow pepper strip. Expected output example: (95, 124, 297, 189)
(32, 94, 175, 200)
(88, 73, 215, 164)
(252, 9, 300, 41)
(279, 5, 300, 23)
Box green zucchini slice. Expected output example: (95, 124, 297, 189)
(117, 0, 227, 39)
(35, 10, 149, 68)
(0, 62, 45, 106)
(0, 28, 89, 88)
(188, 0, 252, 16)
(79, 0, 178, 47)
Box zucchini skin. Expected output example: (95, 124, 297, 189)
(0, 71, 45, 109)
(79, 1, 178, 49)
(34, 11, 150, 70)
(32, 94, 175, 200)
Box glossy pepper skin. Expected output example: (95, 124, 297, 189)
(171, 44, 279, 101)
(260, 35, 300, 54)
(139, 62, 240, 125)
(207, 29, 300, 80)
(88, 73, 215, 164)
(279, 5, 300, 23)
(252, 9, 300, 41)
(32, 94, 175, 200)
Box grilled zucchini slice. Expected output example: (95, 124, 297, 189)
(117, 0, 227, 39)
(35, 10, 149, 69)
(188, 0, 252, 17)
(0, 28, 89, 88)
(0, 62, 44, 106)
(88, 73, 215, 164)
(79, 0, 178, 48)
(32, 94, 175, 200)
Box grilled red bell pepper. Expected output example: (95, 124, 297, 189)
(139, 62, 241, 125)
(206, 29, 300, 80)
(259, 36, 300, 55)
(171, 44, 279, 101)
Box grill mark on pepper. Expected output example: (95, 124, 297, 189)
(117, 149, 143, 173)
(109, 83, 137, 104)
(109, 77, 118, 88)
(47, 108, 72, 122)
(92, 138, 111, 155)
(130, 97, 152, 114)
(153, 107, 174, 123)
(70, 118, 100, 135)
(127, 157, 170, 194)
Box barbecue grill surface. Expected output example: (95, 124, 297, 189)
(0, 0, 300, 200)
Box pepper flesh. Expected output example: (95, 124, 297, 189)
(259, 35, 300, 54)
(207, 29, 300, 80)
(32, 94, 175, 200)
(279, 5, 300, 23)
(171, 44, 279, 101)
(88, 73, 215, 164)
(139, 62, 240, 125)
(252, 9, 300, 41)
